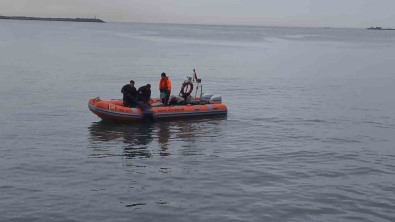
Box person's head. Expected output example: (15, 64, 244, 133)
(146, 84, 151, 89)
(161, 72, 166, 79)
(129, 80, 135, 86)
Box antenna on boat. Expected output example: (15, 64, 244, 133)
(193, 68, 203, 99)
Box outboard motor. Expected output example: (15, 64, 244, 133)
(209, 95, 222, 104)
(201, 93, 213, 103)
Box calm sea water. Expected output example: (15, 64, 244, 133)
(1, 20, 395, 222)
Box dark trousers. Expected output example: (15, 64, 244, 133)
(160, 90, 171, 105)
(123, 97, 136, 107)
(137, 101, 151, 111)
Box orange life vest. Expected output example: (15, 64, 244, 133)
(159, 77, 172, 90)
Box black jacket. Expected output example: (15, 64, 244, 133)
(121, 84, 137, 100)
(137, 86, 151, 103)
(121, 84, 137, 98)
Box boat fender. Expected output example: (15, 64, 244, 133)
(180, 81, 194, 98)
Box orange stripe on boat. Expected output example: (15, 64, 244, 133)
(88, 97, 227, 122)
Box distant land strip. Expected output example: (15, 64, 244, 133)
(366, 26, 395, 30)
(0, 15, 105, 23)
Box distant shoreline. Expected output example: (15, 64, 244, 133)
(366, 26, 395, 31)
(0, 15, 105, 23)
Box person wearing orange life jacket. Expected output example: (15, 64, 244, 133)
(159, 72, 172, 106)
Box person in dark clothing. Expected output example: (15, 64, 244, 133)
(137, 84, 152, 114)
(137, 84, 151, 104)
(121, 80, 137, 107)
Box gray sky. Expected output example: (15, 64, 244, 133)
(1, 0, 395, 28)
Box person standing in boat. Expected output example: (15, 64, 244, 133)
(121, 80, 137, 107)
(159, 72, 172, 106)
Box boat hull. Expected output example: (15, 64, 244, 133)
(88, 97, 227, 122)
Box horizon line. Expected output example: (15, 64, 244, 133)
(0, 14, 376, 29)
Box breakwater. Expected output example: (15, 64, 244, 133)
(0, 15, 105, 23)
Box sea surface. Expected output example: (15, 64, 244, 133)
(1, 20, 395, 222)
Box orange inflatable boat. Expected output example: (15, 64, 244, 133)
(88, 97, 227, 122)
(89, 70, 228, 122)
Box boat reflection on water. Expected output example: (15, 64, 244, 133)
(88, 116, 227, 159)
(88, 121, 154, 158)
